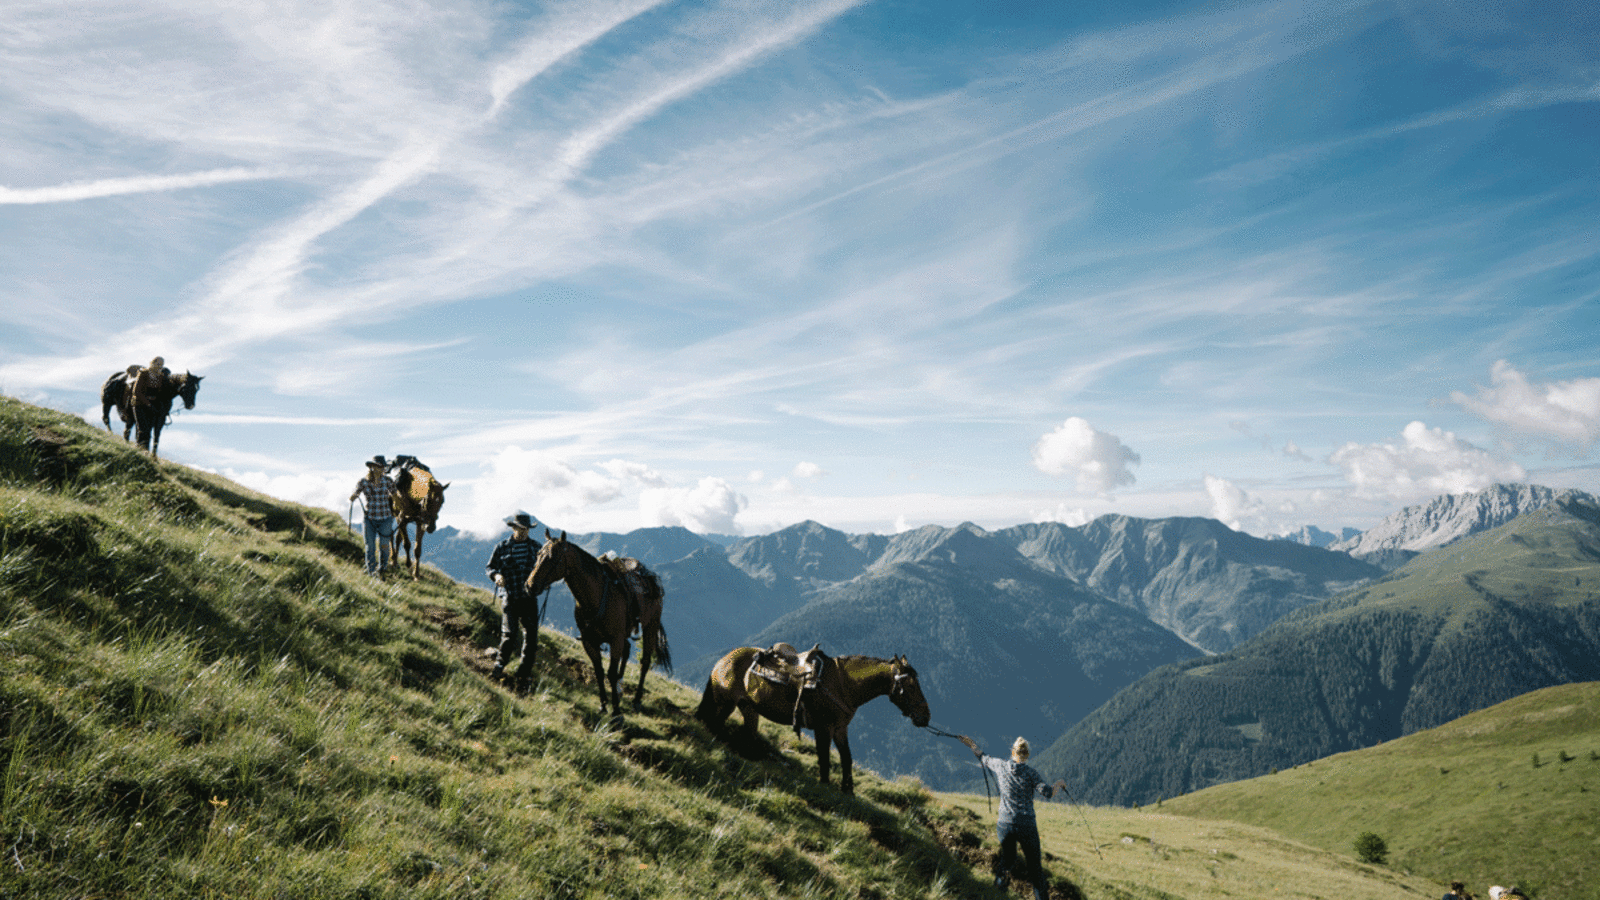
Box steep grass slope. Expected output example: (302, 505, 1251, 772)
(0, 396, 1007, 900)
(1160, 682, 1600, 900)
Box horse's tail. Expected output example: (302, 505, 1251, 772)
(646, 619, 672, 674)
(99, 373, 120, 429)
(693, 676, 718, 724)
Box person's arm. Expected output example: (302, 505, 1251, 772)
(486, 544, 505, 585)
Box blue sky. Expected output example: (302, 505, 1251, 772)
(3, 0, 1598, 539)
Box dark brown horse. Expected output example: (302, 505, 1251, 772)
(389, 459, 447, 579)
(694, 647, 931, 795)
(100, 369, 203, 457)
(524, 530, 672, 714)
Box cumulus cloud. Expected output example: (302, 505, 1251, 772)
(599, 458, 667, 486)
(1032, 503, 1091, 527)
(639, 476, 747, 534)
(461, 446, 626, 535)
(1204, 474, 1262, 531)
(1451, 360, 1600, 450)
(1032, 417, 1140, 495)
(792, 461, 827, 479)
(226, 469, 352, 515)
(1328, 421, 1526, 500)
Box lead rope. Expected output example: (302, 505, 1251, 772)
(925, 723, 993, 816)
(926, 723, 1104, 860)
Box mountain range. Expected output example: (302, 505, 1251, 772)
(419, 482, 1594, 794)
(1032, 487, 1600, 805)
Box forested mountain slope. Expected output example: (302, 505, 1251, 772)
(731, 524, 1201, 791)
(1034, 490, 1600, 806)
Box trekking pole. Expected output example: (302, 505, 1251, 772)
(1051, 779, 1105, 860)
(347, 499, 356, 533)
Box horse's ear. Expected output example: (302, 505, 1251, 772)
(544, 528, 551, 540)
(441, 482, 450, 490)
(560, 530, 567, 541)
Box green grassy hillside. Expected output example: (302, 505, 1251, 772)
(0, 396, 1005, 899)
(1160, 682, 1600, 900)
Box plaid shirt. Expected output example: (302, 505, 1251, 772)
(980, 755, 1054, 825)
(354, 475, 396, 521)
(486, 535, 541, 600)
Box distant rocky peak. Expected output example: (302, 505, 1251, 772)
(1333, 483, 1562, 557)
(1273, 524, 1361, 548)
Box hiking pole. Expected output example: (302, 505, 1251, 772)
(1051, 778, 1105, 860)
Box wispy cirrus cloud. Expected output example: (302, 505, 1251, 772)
(0, 168, 300, 205)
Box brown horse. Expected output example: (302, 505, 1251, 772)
(389, 459, 447, 579)
(524, 530, 672, 714)
(100, 369, 203, 457)
(694, 647, 931, 795)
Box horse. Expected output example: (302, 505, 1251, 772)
(100, 369, 203, 457)
(388, 458, 447, 579)
(694, 647, 931, 795)
(524, 530, 672, 714)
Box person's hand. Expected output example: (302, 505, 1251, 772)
(493, 574, 504, 587)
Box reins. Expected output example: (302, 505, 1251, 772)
(924, 723, 994, 815)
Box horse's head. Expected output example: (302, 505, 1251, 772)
(525, 529, 569, 595)
(423, 478, 448, 533)
(177, 372, 203, 410)
(888, 655, 931, 728)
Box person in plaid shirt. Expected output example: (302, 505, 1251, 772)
(970, 736, 1055, 900)
(349, 455, 396, 576)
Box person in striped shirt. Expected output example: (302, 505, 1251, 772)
(487, 511, 542, 688)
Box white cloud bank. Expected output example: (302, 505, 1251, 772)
(1032, 417, 1140, 495)
(1452, 360, 1600, 450)
(1204, 474, 1264, 531)
(1328, 421, 1526, 501)
(639, 477, 747, 534)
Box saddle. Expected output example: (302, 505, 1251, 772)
(746, 643, 831, 735)
(389, 456, 437, 506)
(596, 553, 658, 636)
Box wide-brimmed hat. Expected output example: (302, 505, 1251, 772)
(505, 511, 535, 528)
(367, 455, 388, 468)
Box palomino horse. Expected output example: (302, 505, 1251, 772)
(99, 369, 203, 458)
(695, 647, 931, 795)
(524, 530, 672, 714)
(389, 458, 447, 579)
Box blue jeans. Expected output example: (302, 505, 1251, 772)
(995, 819, 1046, 900)
(363, 516, 396, 573)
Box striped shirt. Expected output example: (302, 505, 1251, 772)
(354, 475, 396, 521)
(979, 755, 1054, 825)
(487, 535, 541, 599)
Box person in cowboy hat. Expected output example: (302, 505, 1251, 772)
(486, 511, 542, 688)
(349, 455, 397, 576)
